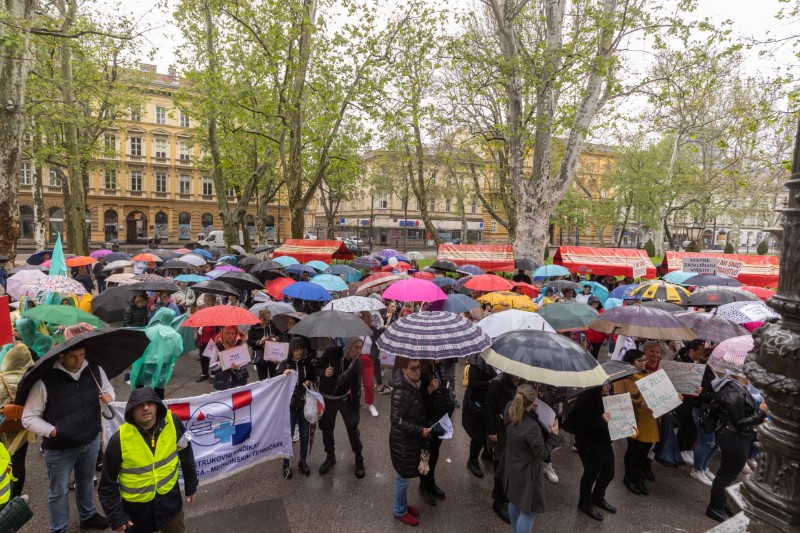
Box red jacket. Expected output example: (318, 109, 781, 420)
(585, 309, 607, 344)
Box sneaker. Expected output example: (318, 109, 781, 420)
(680, 450, 694, 466)
(394, 512, 419, 526)
(79, 512, 109, 529)
(378, 386, 393, 395)
(293, 427, 299, 442)
(368, 404, 379, 417)
(543, 463, 559, 484)
(704, 469, 715, 481)
(690, 469, 712, 487)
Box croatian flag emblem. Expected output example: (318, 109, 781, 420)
(171, 390, 253, 447)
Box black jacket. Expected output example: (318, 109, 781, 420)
(389, 370, 426, 478)
(315, 346, 361, 404)
(570, 387, 611, 446)
(715, 379, 767, 435)
(420, 367, 455, 425)
(461, 355, 495, 441)
(484, 373, 518, 438)
(99, 388, 197, 533)
(123, 301, 148, 327)
(277, 356, 317, 410)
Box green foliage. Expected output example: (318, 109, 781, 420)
(757, 240, 769, 255)
(543, 245, 550, 261)
(724, 241, 735, 254)
(685, 241, 700, 253)
(644, 239, 656, 257)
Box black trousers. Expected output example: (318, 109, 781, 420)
(624, 438, 652, 482)
(710, 429, 752, 509)
(319, 398, 363, 456)
(576, 438, 615, 506)
(468, 438, 484, 462)
(590, 343, 603, 359)
(675, 401, 697, 452)
(200, 355, 210, 376)
(492, 459, 506, 503)
(256, 360, 278, 381)
(9, 442, 27, 498)
(421, 435, 442, 487)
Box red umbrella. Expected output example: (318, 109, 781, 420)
(357, 273, 405, 295)
(412, 271, 436, 280)
(465, 274, 513, 292)
(266, 277, 296, 300)
(381, 262, 411, 272)
(131, 253, 163, 263)
(510, 281, 538, 298)
(65, 256, 97, 267)
(738, 286, 774, 301)
(183, 306, 259, 327)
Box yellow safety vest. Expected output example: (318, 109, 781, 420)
(118, 411, 179, 503)
(0, 443, 12, 505)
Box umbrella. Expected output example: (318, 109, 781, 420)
(430, 260, 458, 272)
(377, 248, 399, 258)
(351, 256, 381, 270)
(631, 281, 691, 303)
(174, 248, 192, 254)
(536, 302, 599, 331)
(216, 272, 263, 291)
(104, 252, 131, 262)
(322, 296, 386, 312)
(17, 275, 87, 298)
(6, 269, 47, 300)
(382, 279, 447, 303)
(131, 253, 163, 263)
(253, 244, 277, 254)
(356, 273, 405, 295)
(639, 301, 684, 312)
(738, 286, 774, 300)
(289, 310, 372, 338)
(306, 260, 330, 272)
(251, 261, 287, 281)
(65, 256, 96, 267)
(476, 291, 537, 311)
(191, 280, 239, 297)
(406, 251, 425, 261)
(588, 305, 696, 340)
(272, 311, 308, 333)
(286, 264, 318, 277)
(149, 249, 180, 260)
(380, 255, 409, 266)
(23, 304, 105, 328)
(683, 273, 743, 288)
(533, 265, 570, 279)
(429, 293, 481, 314)
(310, 274, 349, 292)
(132, 274, 172, 283)
(514, 258, 541, 271)
(105, 273, 137, 285)
(709, 335, 754, 373)
(266, 277, 296, 300)
(179, 254, 207, 267)
(599, 360, 640, 383)
(324, 264, 361, 283)
(481, 330, 608, 387)
(544, 280, 583, 293)
(192, 248, 213, 260)
(15, 329, 151, 406)
(213, 265, 243, 273)
(685, 287, 759, 307)
(604, 297, 624, 309)
(662, 270, 696, 285)
(217, 255, 238, 264)
(377, 311, 491, 360)
(9, 265, 45, 275)
(174, 274, 207, 283)
(90, 249, 113, 260)
(163, 259, 194, 270)
(92, 285, 141, 322)
(129, 281, 180, 293)
(465, 274, 513, 292)
(715, 301, 780, 324)
(183, 306, 259, 328)
(457, 264, 485, 276)
(238, 256, 263, 267)
(282, 281, 333, 301)
(380, 262, 411, 272)
(26, 250, 55, 265)
(431, 277, 458, 288)
(510, 281, 538, 299)
(103, 260, 133, 272)
(412, 271, 436, 280)
(673, 311, 749, 343)
(477, 309, 556, 338)
(578, 281, 610, 304)
(273, 256, 299, 267)
(230, 245, 247, 255)
(609, 284, 641, 300)
(249, 301, 295, 317)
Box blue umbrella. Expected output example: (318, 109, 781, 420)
(533, 264, 570, 279)
(380, 255, 409, 266)
(174, 274, 208, 283)
(430, 293, 481, 313)
(431, 277, 458, 288)
(273, 255, 299, 267)
(325, 264, 361, 283)
(662, 270, 695, 285)
(310, 274, 349, 292)
(603, 297, 624, 310)
(579, 281, 610, 304)
(26, 250, 55, 265)
(286, 264, 318, 276)
(457, 264, 485, 276)
(192, 248, 213, 260)
(217, 255, 238, 264)
(306, 260, 330, 272)
(609, 283, 641, 300)
(282, 281, 333, 301)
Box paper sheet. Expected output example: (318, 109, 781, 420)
(432, 413, 454, 440)
(535, 399, 557, 432)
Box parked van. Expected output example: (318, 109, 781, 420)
(197, 230, 246, 247)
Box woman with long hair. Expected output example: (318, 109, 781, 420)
(211, 325, 249, 390)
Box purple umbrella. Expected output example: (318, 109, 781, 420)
(215, 265, 244, 272)
(90, 249, 113, 259)
(377, 248, 399, 258)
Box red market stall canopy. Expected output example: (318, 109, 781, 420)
(272, 239, 354, 263)
(553, 246, 657, 278)
(660, 252, 779, 288)
(437, 244, 515, 272)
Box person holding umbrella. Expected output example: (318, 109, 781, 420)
(462, 353, 496, 479)
(92, 259, 107, 294)
(123, 295, 149, 327)
(248, 309, 280, 381)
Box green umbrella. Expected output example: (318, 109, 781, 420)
(23, 304, 106, 328)
(536, 302, 599, 332)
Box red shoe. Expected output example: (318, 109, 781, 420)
(407, 505, 419, 517)
(394, 512, 419, 526)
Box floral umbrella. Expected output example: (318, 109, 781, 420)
(709, 335, 754, 373)
(322, 296, 386, 312)
(377, 248, 399, 258)
(17, 275, 88, 298)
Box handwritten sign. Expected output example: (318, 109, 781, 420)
(716, 258, 743, 277)
(635, 369, 682, 418)
(603, 393, 638, 441)
(660, 361, 706, 395)
(264, 341, 289, 363)
(218, 344, 251, 370)
(682, 257, 718, 274)
(632, 259, 650, 279)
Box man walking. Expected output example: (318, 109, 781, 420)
(99, 387, 198, 533)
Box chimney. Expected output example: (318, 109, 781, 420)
(168, 65, 177, 78)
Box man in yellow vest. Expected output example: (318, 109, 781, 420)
(98, 388, 198, 533)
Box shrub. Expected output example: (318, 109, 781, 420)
(643, 239, 656, 257)
(685, 241, 700, 253)
(757, 240, 769, 255)
(724, 241, 735, 254)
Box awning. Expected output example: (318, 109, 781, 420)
(553, 246, 657, 278)
(272, 240, 354, 263)
(437, 244, 515, 271)
(660, 252, 779, 288)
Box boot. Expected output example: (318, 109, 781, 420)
(355, 454, 365, 479)
(419, 478, 437, 506)
(429, 479, 445, 500)
(578, 503, 603, 521)
(466, 460, 484, 478)
(492, 500, 510, 524)
(319, 453, 336, 475)
(643, 459, 655, 482)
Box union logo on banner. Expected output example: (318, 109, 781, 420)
(171, 390, 253, 447)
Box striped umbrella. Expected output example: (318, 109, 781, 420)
(351, 255, 381, 270)
(709, 335, 754, 373)
(588, 305, 696, 340)
(673, 311, 749, 343)
(631, 281, 691, 303)
(714, 301, 780, 324)
(356, 273, 405, 295)
(377, 311, 491, 360)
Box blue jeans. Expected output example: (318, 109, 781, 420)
(393, 475, 409, 516)
(42, 435, 100, 532)
(283, 407, 310, 466)
(508, 502, 536, 533)
(692, 406, 718, 472)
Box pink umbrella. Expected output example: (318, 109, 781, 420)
(90, 249, 113, 259)
(382, 278, 447, 303)
(175, 248, 192, 254)
(709, 335, 754, 373)
(215, 265, 243, 272)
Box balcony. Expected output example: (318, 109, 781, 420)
(178, 193, 192, 200)
(19, 184, 32, 193)
(129, 190, 143, 197)
(177, 157, 193, 167)
(154, 192, 168, 198)
(46, 185, 62, 194)
(127, 154, 143, 162)
(100, 152, 119, 160)
(201, 194, 214, 201)
(102, 188, 118, 196)
(152, 156, 169, 165)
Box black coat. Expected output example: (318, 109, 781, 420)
(461, 356, 496, 441)
(389, 371, 426, 478)
(484, 373, 518, 453)
(420, 367, 455, 425)
(122, 302, 148, 327)
(277, 356, 317, 410)
(716, 379, 767, 435)
(315, 346, 361, 404)
(570, 387, 610, 447)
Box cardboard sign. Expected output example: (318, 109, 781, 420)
(218, 344, 251, 370)
(635, 369, 683, 418)
(264, 341, 289, 363)
(603, 392, 638, 441)
(631, 259, 650, 279)
(716, 258, 743, 277)
(682, 257, 718, 274)
(660, 361, 706, 395)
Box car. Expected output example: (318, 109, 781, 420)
(304, 232, 317, 240)
(344, 237, 364, 246)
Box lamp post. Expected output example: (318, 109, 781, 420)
(686, 220, 703, 251)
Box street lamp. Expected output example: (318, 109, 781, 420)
(686, 220, 703, 250)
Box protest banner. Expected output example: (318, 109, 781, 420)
(632, 259, 650, 279)
(716, 258, 743, 277)
(265, 341, 289, 363)
(635, 369, 683, 418)
(682, 256, 718, 273)
(103, 373, 296, 484)
(219, 344, 251, 370)
(660, 361, 706, 395)
(603, 392, 638, 441)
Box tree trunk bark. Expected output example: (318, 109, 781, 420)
(33, 164, 47, 249)
(653, 134, 682, 257)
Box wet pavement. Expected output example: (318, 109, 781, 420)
(20, 353, 732, 533)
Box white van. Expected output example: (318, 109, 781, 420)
(197, 230, 245, 247)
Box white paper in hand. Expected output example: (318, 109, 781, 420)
(534, 399, 557, 432)
(432, 413, 454, 440)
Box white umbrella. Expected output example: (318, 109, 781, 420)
(322, 296, 386, 312)
(715, 301, 780, 324)
(249, 301, 295, 316)
(103, 260, 133, 272)
(105, 273, 137, 285)
(179, 254, 207, 267)
(7, 269, 47, 300)
(406, 251, 424, 261)
(477, 309, 556, 339)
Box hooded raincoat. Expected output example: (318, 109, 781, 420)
(0, 344, 35, 453)
(15, 318, 53, 360)
(129, 308, 184, 392)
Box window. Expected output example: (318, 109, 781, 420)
(226, 188, 235, 198)
(104, 169, 117, 189)
(178, 141, 191, 162)
(20, 206, 34, 239)
(377, 193, 389, 209)
(414, 199, 419, 211)
(180, 111, 190, 128)
(155, 106, 167, 125)
(471, 201, 477, 214)
(202, 176, 213, 195)
(19, 162, 33, 185)
(201, 213, 214, 228)
(130, 171, 142, 191)
(155, 172, 167, 193)
(491, 221, 497, 233)
(429, 198, 436, 212)
(48, 169, 61, 186)
(130, 106, 141, 121)
(179, 174, 191, 194)
(445, 199, 451, 212)
(104, 134, 117, 153)
(154, 138, 168, 158)
(130, 137, 142, 156)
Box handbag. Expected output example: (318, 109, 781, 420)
(0, 496, 33, 532)
(418, 444, 430, 475)
(304, 386, 325, 424)
(0, 378, 23, 434)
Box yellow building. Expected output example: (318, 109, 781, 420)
(17, 65, 287, 247)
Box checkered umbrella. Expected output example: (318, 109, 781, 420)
(714, 301, 780, 324)
(709, 335, 754, 372)
(673, 311, 749, 343)
(377, 311, 491, 360)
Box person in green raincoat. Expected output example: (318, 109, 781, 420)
(129, 308, 184, 400)
(15, 317, 53, 359)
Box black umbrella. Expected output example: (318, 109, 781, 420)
(92, 285, 141, 323)
(15, 328, 150, 406)
(149, 249, 180, 260)
(251, 261, 287, 281)
(514, 258, 541, 271)
(481, 330, 609, 387)
(238, 256, 263, 267)
(289, 310, 372, 338)
(216, 272, 263, 291)
(685, 287, 759, 307)
(207, 247, 226, 259)
(254, 244, 277, 254)
(639, 301, 684, 312)
(544, 280, 583, 292)
(105, 252, 131, 262)
(431, 260, 459, 272)
(129, 281, 180, 293)
(191, 280, 239, 297)
(163, 259, 193, 270)
(26, 250, 55, 265)
(674, 311, 749, 343)
(683, 273, 743, 287)
(273, 311, 307, 333)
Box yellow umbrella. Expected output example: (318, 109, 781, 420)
(477, 291, 538, 311)
(631, 281, 691, 303)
